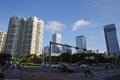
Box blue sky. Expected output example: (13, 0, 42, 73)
(0, 0, 120, 52)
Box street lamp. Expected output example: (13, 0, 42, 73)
(48, 41, 52, 73)
(47, 41, 87, 72)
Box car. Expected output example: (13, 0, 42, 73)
(80, 64, 89, 68)
(41, 64, 49, 67)
(58, 64, 75, 72)
(50, 64, 59, 68)
(42, 64, 59, 68)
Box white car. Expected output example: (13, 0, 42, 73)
(50, 64, 59, 68)
(42, 64, 49, 67)
(80, 64, 88, 68)
(42, 64, 58, 68)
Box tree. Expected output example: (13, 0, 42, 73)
(72, 53, 80, 63)
(104, 56, 120, 64)
(20, 54, 45, 64)
(0, 54, 12, 66)
(60, 53, 72, 63)
(51, 56, 59, 64)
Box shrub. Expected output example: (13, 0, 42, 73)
(0, 72, 4, 78)
(21, 63, 41, 66)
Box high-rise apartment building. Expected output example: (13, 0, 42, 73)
(104, 24, 120, 56)
(0, 32, 6, 53)
(4, 16, 44, 56)
(76, 35, 87, 53)
(52, 33, 62, 53)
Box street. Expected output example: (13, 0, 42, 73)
(1, 65, 120, 80)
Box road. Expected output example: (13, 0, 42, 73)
(2, 65, 120, 80)
(105, 75, 120, 80)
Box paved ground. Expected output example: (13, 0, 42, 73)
(1, 66, 120, 80)
(104, 75, 120, 80)
(5, 72, 96, 80)
(93, 69, 120, 80)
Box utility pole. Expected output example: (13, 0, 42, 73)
(47, 41, 86, 73)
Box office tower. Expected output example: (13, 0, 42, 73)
(4, 16, 44, 56)
(52, 33, 62, 53)
(76, 35, 87, 53)
(104, 24, 120, 56)
(43, 46, 49, 56)
(87, 50, 95, 53)
(95, 49, 99, 53)
(0, 32, 6, 53)
(62, 45, 72, 54)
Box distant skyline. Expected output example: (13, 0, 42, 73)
(0, 0, 120, 52)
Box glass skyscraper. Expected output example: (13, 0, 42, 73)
(104, 24, 120, 56)
(76, 35, 87, 53)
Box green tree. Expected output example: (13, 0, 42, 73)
(59, 53, 72, 64)
(104, 56, 120, 64)
(0, 54, 12, 66)
(51, 56, 59, 64)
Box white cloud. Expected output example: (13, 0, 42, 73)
(72, 19, 90, 31)
(45, 21, 65, 33)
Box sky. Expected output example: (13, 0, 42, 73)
(0, 0, 120, 53)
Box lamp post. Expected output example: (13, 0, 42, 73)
(48, 41, 52, 73)
(47, 41, 87, 73)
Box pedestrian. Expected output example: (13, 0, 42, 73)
(85, 65, 91, 77)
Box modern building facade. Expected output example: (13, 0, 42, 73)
(62, 45, 72, 54)
(52, 33, 62, 53)
(76, 35, 87, 53)
(4, 16, 44, 56)
(86, 49, 99, 53)
(43, 46, 49, 56)
(104, 24, 120, 56)
(0, 32, 6, 53)
(87, 50, 95, 53)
